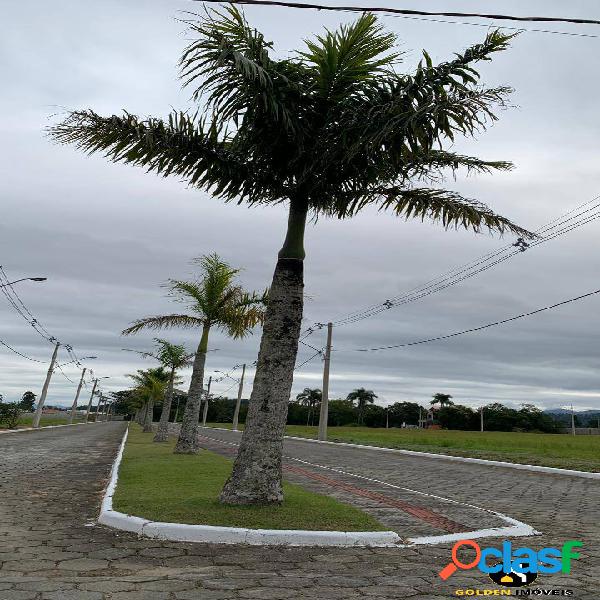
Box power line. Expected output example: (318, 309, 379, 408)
(295, 350, 323, 370)
(0, 266, 96, 373)
(383, 13, 599, 40)
(194, 1, 600, 27)
(338, 285, 600, 353)
(0, 338, 44, 363)
(325, 195, 600, 327)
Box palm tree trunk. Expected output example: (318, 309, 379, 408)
(154, 366, 175, 442)
(143, 399, 154, 433)
(174, 324, 210, 454)
(220, 201, 307, 505)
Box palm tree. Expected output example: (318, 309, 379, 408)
(347, 388, 378, 426)
(295, 388, 322, 426)
(431, 393, 454, 408)
(122, 254, 266, 454)
(49, 8, 532, 504)
(127, 367, 170, 433)
(124, 339, 191, 442)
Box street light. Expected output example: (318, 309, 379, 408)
(0, 277, 47, 288)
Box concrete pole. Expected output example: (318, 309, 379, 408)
(480, 407, 484, 432)
(97, 394, 106, 422)
(69, 368, 87, 424)
(202, 376, 212, 427)
(232, 366, 246, 431)
(85, 379, 98, 423)
(32, 342, 60, 428)
(317, 322, 333, 441)
(571, 403, 576, 436)
(385, 407, 389, 429)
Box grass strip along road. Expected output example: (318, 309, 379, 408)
(113, 425, 386, 531)
(204, 424, 600, 472)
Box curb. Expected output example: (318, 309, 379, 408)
(0, 422, 94, 435)
(200, 426, 600, 480)
(98, 426, 403, 547)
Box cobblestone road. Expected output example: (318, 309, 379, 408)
(0, 423, 598, 599)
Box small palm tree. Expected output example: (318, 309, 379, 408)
(347, 388, 378, 426)
(127, 367, 170, 433)
(49, 8, 533, 504)
(295, 388, 322, 426)
(431, 393, 454, 408)
(125, 339, 191, 442)
(122, 254, 266, 454)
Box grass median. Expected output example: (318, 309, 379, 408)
(204, 423, 600, 472)
(113, 425, 386, 531)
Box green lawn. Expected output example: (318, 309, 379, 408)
(113, 425, 385, 531)
(204, 423, 600, 472)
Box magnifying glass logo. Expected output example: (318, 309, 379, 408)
(439, 540, 482, 580)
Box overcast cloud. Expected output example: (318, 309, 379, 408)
(2, 0, 600, 411)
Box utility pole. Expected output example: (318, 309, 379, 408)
(318, 322, 333, 441)
(69, 368, 87, 425)
(232, 366, 246, 431)
(202, 376, 212, 427)
(32, 342, 60, 428)
(96, 394, 104, 422)
(385, 406, 389, 429)
(480, 407, 484, 432)
(571, 403, 576, 436)
(85, 379, 98, 423)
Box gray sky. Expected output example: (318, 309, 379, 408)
(2, 0, 600, 411)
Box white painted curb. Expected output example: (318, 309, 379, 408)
(0, 422, 95, 435)
(98, 426, 403, 547)
(200, 426, 600, 480)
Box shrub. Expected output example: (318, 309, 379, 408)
(0, 402, 22, 429)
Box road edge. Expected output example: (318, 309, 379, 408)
(199, 426, 600, 480)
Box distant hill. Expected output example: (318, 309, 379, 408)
(544, 408, 600, 416)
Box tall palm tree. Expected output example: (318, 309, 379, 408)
(127, 367, 170, 433)
(347, 388, 378, 426)
(295, 388, 322, 426)
(124, 339, 192, 442)
(431, 393, 454, 408)
(49, 8, 533, 504)
(122, 254, 266, 454)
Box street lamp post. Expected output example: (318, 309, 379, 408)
(0, 277, 47, 288)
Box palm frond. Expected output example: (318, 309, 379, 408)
(402, 150, 514, 182)
(373, 187, 535, 237)
(180, 6, 302, 132)
(47, 109, 273, 201)
(153, 338, 193, 370)
(122, 314, 204, 336)
(300, 13, 399, 103)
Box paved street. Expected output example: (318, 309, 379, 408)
(0, 423, 598, 599)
